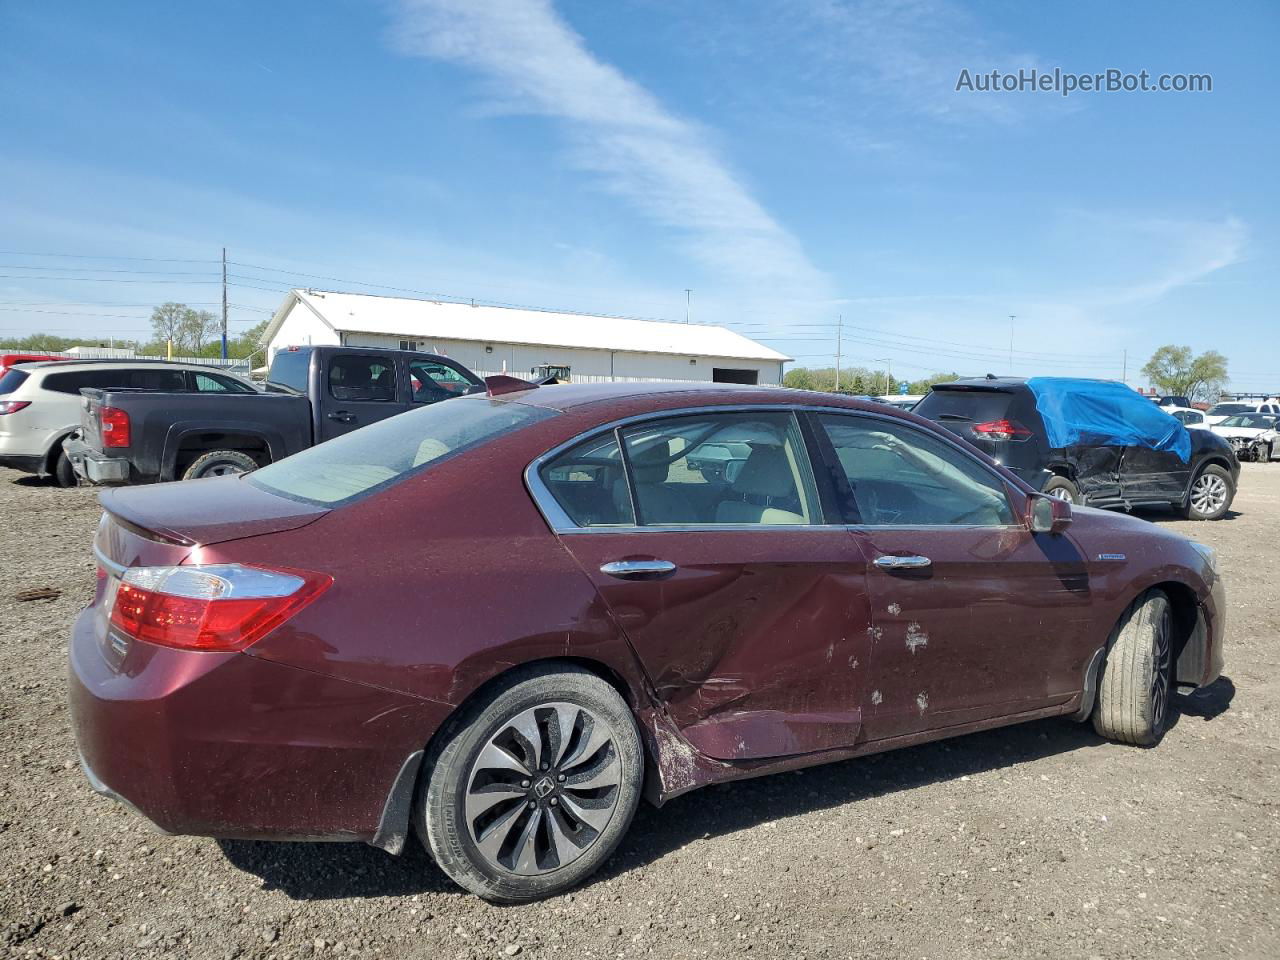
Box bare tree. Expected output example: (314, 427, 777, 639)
(150, 302, 188, 347)
(178, 309, 221, 354)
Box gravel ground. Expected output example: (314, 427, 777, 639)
(1, 465, 1277, 960)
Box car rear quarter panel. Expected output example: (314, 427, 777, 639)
(217, 412, 654, 710)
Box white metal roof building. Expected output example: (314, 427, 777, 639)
(261, 289, 791, 385)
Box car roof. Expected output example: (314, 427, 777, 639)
(17, 359, 250, 375)
(501, 380, 898, 417)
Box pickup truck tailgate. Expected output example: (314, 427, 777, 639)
(78, 390, 105, 450)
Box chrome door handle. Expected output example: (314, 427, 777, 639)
(874, 555, 932, 570)
(600, 560, 677, 580)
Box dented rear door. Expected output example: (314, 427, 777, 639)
(557, 527, 874, 761)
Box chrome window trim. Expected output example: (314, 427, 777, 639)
(92, 539, 130, 578)
(524, 403, 1025, 535)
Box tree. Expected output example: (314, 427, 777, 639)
(1141, 346, 1228, 403)
(150, 302, 188, 349)
(178, 309, 221, 354)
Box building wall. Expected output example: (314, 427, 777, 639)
(266, 302, 340, 364)
(338, 332, 783, 385)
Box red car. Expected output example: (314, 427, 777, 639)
(70, 382, 1226, 901)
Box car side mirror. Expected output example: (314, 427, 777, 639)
(1028, 494, 1071, 534)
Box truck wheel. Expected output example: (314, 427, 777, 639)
(181, 450, 259, 480)
(1092, 589, 1173, 747)
(1042, 476, 1081, 504)
(417, 664, 644, 903)
(53, 450, 78, 488)
(1181, 464, 1233, 520)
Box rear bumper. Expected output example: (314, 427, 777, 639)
(68, 606, 451, 843)
(63, 436, 130, 484)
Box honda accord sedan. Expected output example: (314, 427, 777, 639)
(70, 380, 1226, 902)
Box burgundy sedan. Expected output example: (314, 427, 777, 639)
(70, 382, 1226, 901)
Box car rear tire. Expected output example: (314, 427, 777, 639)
(416, 664, 644, 903)
(1091, 589, 1173, 747)
(53, 450, 77, 488)
(180, 450, 259, 480)
(1181, 464, 1233, 520)
(1043, 476, 1081, 504)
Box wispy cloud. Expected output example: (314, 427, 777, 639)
(389, 0, 830, 297)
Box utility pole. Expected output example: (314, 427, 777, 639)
(684, 289, 692, 324)
(220, 247, 229, 360)
(874, 357, 892, 396)
(835, 314, 843, 391)
(1008, 315, 1016, 374)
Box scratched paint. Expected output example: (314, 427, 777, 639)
(887, 602, 902, 616)
(871, 689, 883, 705)
(916, 691, 929, 713)
(905, 622, 929, 654)
(848, 656, 859, 669)
(867, 625, 884, 641)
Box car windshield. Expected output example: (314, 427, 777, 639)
(1208, 403, 1250, 415)
(1220, 414, 1270, 428)
(248, 395, 554, 506)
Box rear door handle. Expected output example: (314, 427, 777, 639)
(326, 411, 357, 423)
(600, 560, 677, 580)
(873, 555, 932, 570)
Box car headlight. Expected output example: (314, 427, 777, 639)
(1191, 541, 1219, 578)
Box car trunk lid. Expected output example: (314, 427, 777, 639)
(99, 475, 329, 549)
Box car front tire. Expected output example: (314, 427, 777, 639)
(416, 664, 644, 903)
(1181, 464, 1234, 520)
(1092, 589, 1173, 747)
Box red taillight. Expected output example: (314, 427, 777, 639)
(972, 419, 1033, 441)
(106, 564, 332, 652)
(0, 400, 31, 415)
(100, 406, 131, 447)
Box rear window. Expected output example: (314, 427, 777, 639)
(266, 349, 311, 394)
(914, 387, 1016, 424)
(0, 368, 29, 395)
(247, 396, 555, 506)
(1208, 403, 1250, 416)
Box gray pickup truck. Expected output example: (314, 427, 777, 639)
(64, 345, 483, 484)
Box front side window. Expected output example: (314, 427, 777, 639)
(249, 396, 554, 506)
(1172, 410, 1203, 425)
(817, 414, 1015, 526)
(328, 355, 397, 402)
(409, 360, 478, 404)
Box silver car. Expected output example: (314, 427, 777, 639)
(0, 361, 257, 485)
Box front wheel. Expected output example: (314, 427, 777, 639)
(180, 449, 259, 480)
(1182, 464, 1233, 520)
(417, 664, 644, 902)
(1092, 589, 1173, 746)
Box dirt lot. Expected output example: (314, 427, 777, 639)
(1, 465, 1277, 960)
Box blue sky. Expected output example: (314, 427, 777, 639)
(1, 0, 1276, 390)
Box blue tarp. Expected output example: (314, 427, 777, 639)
(1026, 377, 1191, 462)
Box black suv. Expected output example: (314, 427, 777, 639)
(914, 377, 1239, 520)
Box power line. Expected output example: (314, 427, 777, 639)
(0, 251, 220, 264)
(0, 275, 221, 284)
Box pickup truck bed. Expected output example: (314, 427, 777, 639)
(66, 388, 312, 484)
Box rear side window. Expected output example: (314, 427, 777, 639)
(248, 396, 555, 506)
(267, 349, 310, 394)
(0, 369, 29, 395)
(193, 372, 254, 393)
(43, 368, 185, 394)
(329, 355, 397, 402)
(131, 369, 186, 391)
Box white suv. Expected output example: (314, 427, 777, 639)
(0, 361, 257, 486)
